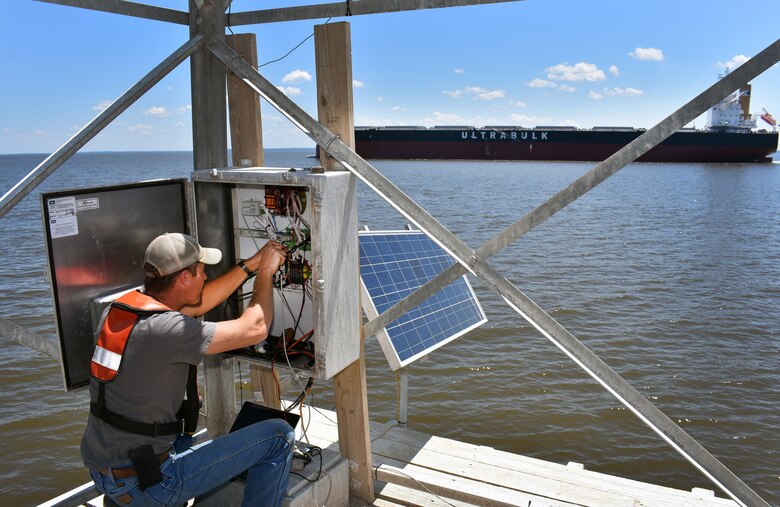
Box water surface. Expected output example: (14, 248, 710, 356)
(0, 151, 777, 505)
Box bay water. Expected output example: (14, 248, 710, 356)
(0, 150, 778, 505)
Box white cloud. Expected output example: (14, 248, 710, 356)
(559, 84, 576, 93)
(128, 124, 153, 135)
(376, 96, 385, 102)
(390, 106, 406, 112)
(276, 86, 302, 96)
(717, 54, 749, 71)
(444, 87, 505, 100)
(33, 129, 47, 136)
(510, 100, 527, 107)
(609, 65, 619, 76)
(454, 68, 465, 74)
(144, 106, 169, 118)
(466, 86, 506, 100)
(353, 80, 364, 88)
(589, 91, 604, 100)
(434, 112, 465, 123)
(529, 78, 555, 88)
(604, 86, 644, 96)
(420, 112, 466, 126)
(93, 100, 112, 112)
(282, 70, 311, 83)
(546, 62, 606, 82)
(510, 114, 549, 125)
(629, 47, 664, 61)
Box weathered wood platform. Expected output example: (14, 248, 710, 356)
(301, 407, 737, 507)
(42, 406, 738, 507)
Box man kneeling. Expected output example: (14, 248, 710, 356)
(82, 233, 294, 507)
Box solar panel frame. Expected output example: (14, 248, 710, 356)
(359, 230, 487, 370)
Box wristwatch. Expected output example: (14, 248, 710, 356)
(237, 260, 256, 278)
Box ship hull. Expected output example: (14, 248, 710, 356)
(354, 128, 779, 163)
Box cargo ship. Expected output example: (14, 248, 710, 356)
(355, 83, 778, 163)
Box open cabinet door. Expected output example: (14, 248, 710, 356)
(41, 179, 190, 391)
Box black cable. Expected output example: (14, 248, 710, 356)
(290, 446, 323, 482)
(238, 360, 244, 404)
(286, 377, 314, 411)
(258, 18, 332, 68)
(226, 2, 235, 36)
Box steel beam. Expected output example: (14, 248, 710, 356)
(208, 36, 779, 506)
(35, 0, 189, 24)
(0, 318, 59, 360)
(228, 0, 520, 25)
(0, 35, 203, 220)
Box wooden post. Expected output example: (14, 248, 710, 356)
(316, 21, 374, 503)
(227, 33, 264, 167)
(190, 0, 228, 170)
(315, 22, 355, 171)
(224, 33, 278, 408)
(333, 332, 374, 503)
(189, 0, 233, 437)
(249, 365, 281, 408)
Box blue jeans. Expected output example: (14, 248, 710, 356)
(90, 419, 295, 507)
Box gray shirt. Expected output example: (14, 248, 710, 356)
(81, 310, 215, 470)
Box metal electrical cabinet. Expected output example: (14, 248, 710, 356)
(193, 167, 360, 380)
(42, 168, 360, 391)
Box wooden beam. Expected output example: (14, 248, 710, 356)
(333, 334, 374, 503)
(315, 22, 354, 171)
(191, 0, 233, 438)
(249, 366, 281, 408)
(229, 0, 521, 25)
(36, 0, 188, 24)
(224, 33, 274, 407)
(314, 21, 373, 503)
(190, 0, 228, 171)
(226, 33, 264, 167)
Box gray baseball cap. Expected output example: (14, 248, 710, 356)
(144, 233, 222, 278)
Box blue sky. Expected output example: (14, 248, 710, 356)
(1, 0, 779, 154)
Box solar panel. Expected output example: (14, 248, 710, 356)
(359, 230, 487, 370)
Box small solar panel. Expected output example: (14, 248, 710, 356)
(359, 230, 487, 370)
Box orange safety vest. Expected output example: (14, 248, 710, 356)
(91, 290, 171, 382)
(89, 291, 199, 437)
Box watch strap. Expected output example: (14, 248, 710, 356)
(237, 260, 256, 278)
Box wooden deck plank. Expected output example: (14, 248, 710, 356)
(377, 463, 571, 507)
(369, 426, 734, 506)
(375, 482, 481, 507)
(300, 407, 736, 507)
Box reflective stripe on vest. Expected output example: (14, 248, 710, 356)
(91, 291, 171, 382)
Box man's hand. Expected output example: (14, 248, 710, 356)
(247, 241, 287, 278)
(207, 241, 288, 354)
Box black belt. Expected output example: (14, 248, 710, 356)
(100, 451, 170, 480)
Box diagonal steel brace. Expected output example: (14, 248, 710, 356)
(0, 35, 204, 220)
